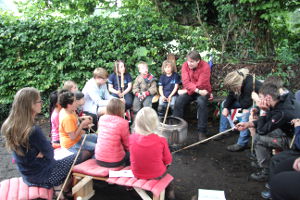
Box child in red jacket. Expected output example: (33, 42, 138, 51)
(130, 107, 174, 199)
(95, 98, 130, 167)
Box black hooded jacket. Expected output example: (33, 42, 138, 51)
(254, 92, 300, 136)
(223, 75, 262, 109)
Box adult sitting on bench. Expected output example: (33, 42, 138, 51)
(236, 84, 300, 182)
(1, 87, 76, 198)
(173, 50, 212, 141)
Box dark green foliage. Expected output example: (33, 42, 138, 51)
(0, 9, 178, 110)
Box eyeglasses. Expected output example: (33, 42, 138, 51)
(36, 100, 43, 104)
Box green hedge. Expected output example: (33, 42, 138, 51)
(0, 9, 181, 107)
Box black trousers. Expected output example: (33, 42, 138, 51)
(173, 93, 208, 133)
(269, 150, 300, 182)
(270, 157, 300, 200)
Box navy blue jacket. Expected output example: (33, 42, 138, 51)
(13, 126, 55, 187)
(294, 126, 300, 150)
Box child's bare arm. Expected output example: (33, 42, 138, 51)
(68, 119, 90, 140)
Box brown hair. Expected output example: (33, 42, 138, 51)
(1, 87, 40, 155)
(93, 67, 108, 79)
(223, 68, 250, 91)
(264, 76, 283, 89)
(106, 98, 125, 118)
(114, 60, 127, 74)
(186, 50, 201, 61)
(161, 60, 177, 74)
(259, 83, 280, 100)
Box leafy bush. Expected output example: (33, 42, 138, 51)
(0, 8, 179, 114)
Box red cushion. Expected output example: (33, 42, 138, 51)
(0, 178, 53, 200)
(73, 159, 124, 177)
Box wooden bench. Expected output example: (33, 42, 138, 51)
(72, 159, 173, 200)
(0, 177, 53, 200)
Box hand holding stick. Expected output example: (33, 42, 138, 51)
(162, 100, 171, 125)
(56, 131, 89, 200)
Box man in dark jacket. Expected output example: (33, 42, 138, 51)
(236, 84, 300, 181)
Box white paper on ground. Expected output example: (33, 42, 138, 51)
(198, 189, 226, 200)
(109, 170, 134, 178)
(54, 148, 74, 160)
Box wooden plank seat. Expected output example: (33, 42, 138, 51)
(72, 159, 173, 200)
(0, 177, 53, 200)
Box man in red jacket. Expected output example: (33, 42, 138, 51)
(174, 50, 212, 140)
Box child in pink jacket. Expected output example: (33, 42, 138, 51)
(95, 98, 130, 167)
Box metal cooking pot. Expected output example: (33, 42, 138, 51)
(158, 116, 188, 146)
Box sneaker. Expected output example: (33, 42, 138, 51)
(250, 169, 269, 182)
(261, 190, 271, 199)
(226, 144, 246, 152)
(265, 183, 270, 189)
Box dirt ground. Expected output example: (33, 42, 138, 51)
(0, 118, 265, 200)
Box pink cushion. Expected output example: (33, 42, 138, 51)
(18, 178, 29, 200)
(7, 177, 19, 200)
(0, 177, 53, 200)
(132, 179, 148, 188)
(72, 159, 124, 177)
(140, 179, 158, 191)
(0, 179, 9, 200)
(150, 174, 174, 197)
(107, 173, 173, 197)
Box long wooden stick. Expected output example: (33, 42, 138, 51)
(290, 134, 296, 149)
(162, 100, 171, 125)
(172, 127, 235, 154)
(251, 74, 256, 154)
(56, 133, 88, 200)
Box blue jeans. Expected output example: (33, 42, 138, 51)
(69, 133, 98, 153)
(219, 101, 250, 146)
(157, 95, 177, 116)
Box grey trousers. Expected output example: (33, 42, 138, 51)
(254, 129, 289, 169)
(132, 95, 153, 114)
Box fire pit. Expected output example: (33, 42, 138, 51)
(158, 116, 188, 146)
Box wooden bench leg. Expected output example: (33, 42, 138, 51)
(159, 189, 165, 200)
(134, 187, 152, 200)
(72, 176, 95, 200)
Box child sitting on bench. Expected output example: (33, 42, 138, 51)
(59, 91, 97, 163)
(95, 98, 130, 167)
(130, 107, 175, 199)
(1, 87, 75, 196)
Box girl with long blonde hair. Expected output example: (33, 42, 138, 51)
(1, 87, 75, 197)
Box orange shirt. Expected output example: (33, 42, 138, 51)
(59, 108, 81, 149)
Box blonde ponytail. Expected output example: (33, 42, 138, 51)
(224, 68, 249, 91)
